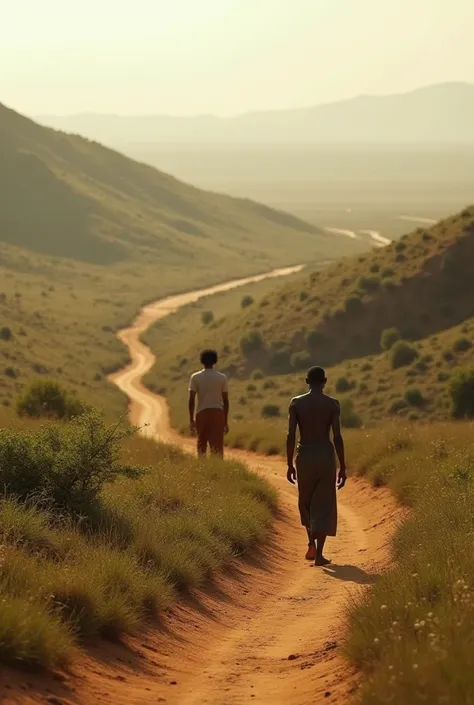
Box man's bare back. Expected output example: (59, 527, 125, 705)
(289, 391, 340, 446)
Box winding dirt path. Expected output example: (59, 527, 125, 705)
(1, 266, 399, 705)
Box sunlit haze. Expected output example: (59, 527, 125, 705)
(2, 0, 474, 116)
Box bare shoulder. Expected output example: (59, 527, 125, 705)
(324, 394, 340, 410)
(289, 392, 309, 408)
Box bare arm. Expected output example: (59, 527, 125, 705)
(223, 391, 229, 432)
(286, 400, 298, 484)
(332, 401, 347, 489)
(188, 391, 196, 432)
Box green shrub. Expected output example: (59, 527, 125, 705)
(0, 411, 142, 513)
(17, 379, 84, 420)
(4, 367, 17, 379)
(389, 398, 408, 414)
(290, 351, 312, 371)
(201, 310, 214, 325)
(381, 267, 394, 278)
(345, 296, 364, 314)
(261, 404, 280, 418)
(263, 379, 278, 390)
(450, 369, 474, 418)
(357, 276, 381, 293)
(241, 295, 254, 309)
(0, 326, 13, 341)
(453, 337, 472, 353)
(395, 240, 406, 252)
(380, 327, 401, 351)
(299, 291, 309, 302)
(335, 376, 352, 393)
(240, 330, 264, 356)
(339, 399, 362, 429)
(246, 383, 257, 392)
(370, 263, 380, 273)
(251, 369, 265, 380)
(390, 341, 419, 369)
(404, 387, 425, 407)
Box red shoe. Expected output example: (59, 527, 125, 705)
(305, 542, 316, 560)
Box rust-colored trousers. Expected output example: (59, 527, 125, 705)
(196, 408, 225, 457)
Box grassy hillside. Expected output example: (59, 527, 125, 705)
(142, 207, 474, 449)
(0, 101, 355, 266)
(347, 421, 474, 704)
(0, 103, 361, 412)
(144, 206, 474, 383)
(0, 408, 276, 670)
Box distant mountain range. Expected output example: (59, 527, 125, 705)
(36, 83, 474, 145)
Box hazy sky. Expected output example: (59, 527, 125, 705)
(2, 0, 473, 116)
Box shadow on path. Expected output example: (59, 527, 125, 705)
(322, 563, 377, 585)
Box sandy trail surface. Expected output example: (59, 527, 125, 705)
(1, 266, 399, 705)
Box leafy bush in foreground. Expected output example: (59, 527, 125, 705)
(0, 428, 276, 668)
(0, 411, 141, 513)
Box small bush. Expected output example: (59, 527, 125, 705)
(381, 267, 394, 278)
(246, 383, 257, 392)
(4, 367, 17, 379)
(390, 341, 419, 369)
(0, 326, 13, 341)
(261, 404, 280, 418)
(17, 379, 84, 420)
(0, 411, 142, 513)
(395, 240, 406, 252)
(390, 398, 408, 414)
(299, 291, 309, 302)
(453, 337, 472, 353)
(335, 376, 352, 393)
(241, 295, 254, 309)
(339, 399, 362, 429)
(201, 310, 214, 325)
(370, 263, 380, 273)
(380, 327, 401, 351)
(404, 387, 424, 407)
(290, 351, 312, 371)
(450, 369, 474, 418)
(357, 276, 381, 293)
(240, 330, 264, 357)
(345, 296, 364, 314)
(251, 369, 265, 380)
(262, 378, 278, 390)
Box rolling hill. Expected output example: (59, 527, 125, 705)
(0, 102, 361, 412)
(144, 206, 474, 378)
(37, 83, 474, 145)
(0, 101, 344, 266)
(143, 205, 474, 436)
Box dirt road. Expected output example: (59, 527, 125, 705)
(2, 266, 398, 705)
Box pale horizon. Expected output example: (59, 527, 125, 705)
(2, 0, 474, 117)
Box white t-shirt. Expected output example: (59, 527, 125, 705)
(189, 368, 228, 413)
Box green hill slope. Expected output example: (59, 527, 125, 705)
(0, 102, 362, 412)
(146, 206, 474, 380)
(1, 101, 355, 266)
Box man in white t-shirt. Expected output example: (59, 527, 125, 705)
(188, 349, 229, 458)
